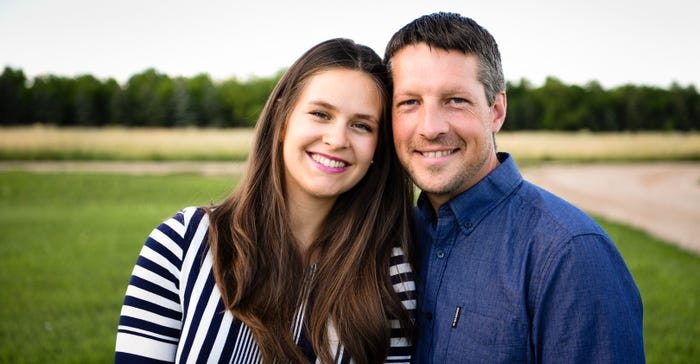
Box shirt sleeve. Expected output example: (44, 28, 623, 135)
(115, 210, 190, 363)
(531, 233, 645, 363)
(385, 246, 416, 363)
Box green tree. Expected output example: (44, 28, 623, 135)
(534, 77, 590, 131)
(504, 78, 542, 130)
(73, 75, 106, 126)
(172, 77, 196, 127)
(0, 67, 29, 125)
(187, 74, 225, 127)
(220, 70, 282, 127)
(29, 75, 75, 125)
(668, 83, 700, 131)
(200, 79, 226, 127)
(582, 81, 618, 131)
(614, 85, 669, 131)
(123, 69, 174, 126)
(104, 79, 125, 126)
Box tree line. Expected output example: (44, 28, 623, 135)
(0, 66, 698, 131)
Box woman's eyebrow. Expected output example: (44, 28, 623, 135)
(308, 100, 379, 124)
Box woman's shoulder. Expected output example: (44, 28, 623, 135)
(168, 205, 213, 229)
(171, 206, 208, 225)
(150, 206, 211, 256)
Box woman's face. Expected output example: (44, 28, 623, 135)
(282, 68, 382, 205)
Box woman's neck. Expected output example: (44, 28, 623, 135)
(287, 194, 336, 253)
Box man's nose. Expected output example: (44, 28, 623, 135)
(417, 103, 449, 139)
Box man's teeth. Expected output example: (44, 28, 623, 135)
(312, 154, 347, 168)
(422, 150, 452, 158)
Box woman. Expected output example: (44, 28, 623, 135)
(115, 38, 416, 363)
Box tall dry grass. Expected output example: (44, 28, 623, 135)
(497, 131, 700, 162)
(0, 126, 254, 161)
(1, 125, 699, 162)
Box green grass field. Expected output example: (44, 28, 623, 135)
(0, 171, 698, 363)
(0, 172, 236, 363)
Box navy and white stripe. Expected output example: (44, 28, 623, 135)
(116, 207, 416, 363)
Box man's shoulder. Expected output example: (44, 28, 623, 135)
(512, 180, 607, 238)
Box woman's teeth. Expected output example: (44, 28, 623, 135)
(312, 154, 347, 168)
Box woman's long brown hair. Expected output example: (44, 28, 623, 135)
(206, 38, 414, 364)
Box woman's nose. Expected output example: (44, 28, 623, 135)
(322, 122, 349, 148)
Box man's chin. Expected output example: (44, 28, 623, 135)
(414, 180, 456, 196)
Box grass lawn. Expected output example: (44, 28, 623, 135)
(0, 171, 235, 363)
(0, 171, 698, 363)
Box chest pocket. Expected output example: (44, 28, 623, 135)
(445, 308, 529, 363)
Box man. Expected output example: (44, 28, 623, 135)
(385, 12, 645, 363)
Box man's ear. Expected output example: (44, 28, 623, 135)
(491, 91, 507, 133)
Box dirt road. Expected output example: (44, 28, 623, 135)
(522, 162, 700, 255)
(2, 161, 699, 255)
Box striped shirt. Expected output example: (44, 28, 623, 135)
(116, 207, 416, 363)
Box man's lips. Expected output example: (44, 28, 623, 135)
(416, 148, 458, 158)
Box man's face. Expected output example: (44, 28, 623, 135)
(390, 43, 506, 210)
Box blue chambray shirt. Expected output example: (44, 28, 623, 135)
(412, 153, 644, 363)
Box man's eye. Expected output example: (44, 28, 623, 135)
(450, 98, 468, 104)
(397, 99, 418, 107)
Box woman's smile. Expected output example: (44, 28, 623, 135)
(308, 152, 350, 172)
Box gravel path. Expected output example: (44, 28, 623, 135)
(2, 161, 698, 255)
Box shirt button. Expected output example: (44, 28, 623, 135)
(436, 250, 445, 258)
(464, 221, 473, 228)
(425, 312, 433, 320)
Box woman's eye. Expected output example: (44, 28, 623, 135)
(352, 122, 373, 132)
(310, 111, 329, 119)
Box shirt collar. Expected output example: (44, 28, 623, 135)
(416, 152, 523, 235)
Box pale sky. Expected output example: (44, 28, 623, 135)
(1, 0, 698, 89)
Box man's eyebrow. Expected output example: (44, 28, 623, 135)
(443, 88, 473, 96)
(392, 90, 419, 98)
